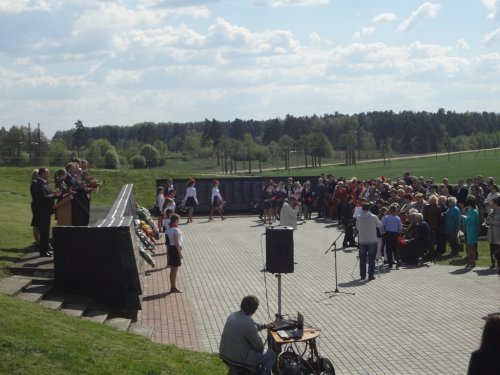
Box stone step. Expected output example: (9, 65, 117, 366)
(39, 295, 65, 311)
(17, 284, 52, 303)
(29, 276, 54, 286)
(60, 303, 86, 318)
(105, 317, 132, 332)
(83, 310, 109, 324)
(128, 323, 154, 339)
(0, 276, 32, 296)
(8, 250, 54, 279)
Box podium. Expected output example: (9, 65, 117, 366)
(55, 195, 73, 226)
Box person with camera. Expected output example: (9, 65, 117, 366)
(342, 195, 357, 248)
(279, 196, 300, 230)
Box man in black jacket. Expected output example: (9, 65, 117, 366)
(452, 179, 469, 207)
(404, 213, 431, 265)
(33, 167, 61, 257)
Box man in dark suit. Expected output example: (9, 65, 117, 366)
(33, 167, 61, 257)
(452, 179, 468, 207)
(404, 213, 432, 265)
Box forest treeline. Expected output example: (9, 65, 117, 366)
(1, 109, 499, 172)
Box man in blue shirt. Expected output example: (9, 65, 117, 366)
(381, 205, 403, 268)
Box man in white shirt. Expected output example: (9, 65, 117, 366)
(279, 196, 300, 230)
(356, 203, 383, 280)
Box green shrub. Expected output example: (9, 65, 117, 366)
(131, 154, 146, 169)
(139, 144, 160, 168)
(103, 149, 120, 169)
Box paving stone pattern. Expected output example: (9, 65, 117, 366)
(139, 239, 199, 350)
(172, 216, 499, 375)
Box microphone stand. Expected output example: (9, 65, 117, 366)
(325, 231, 355, 297)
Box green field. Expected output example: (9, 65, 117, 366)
(1, 149, 498, 273)
(269, 149, 500, 182)
(0, 150, 497, 374)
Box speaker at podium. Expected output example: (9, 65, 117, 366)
(266, 226, 294, 274)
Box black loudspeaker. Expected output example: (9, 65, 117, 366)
(266, 226, 294, 273)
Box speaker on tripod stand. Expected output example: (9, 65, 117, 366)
(266, 226, 294, 273)
(265, 226, 294, 321)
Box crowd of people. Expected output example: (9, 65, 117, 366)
(155, 178, 227, 229)
(29, 159, 98, 257)
(257, 173, 500, 274)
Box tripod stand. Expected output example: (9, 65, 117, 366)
(325, 231, 355, 297)
(275, 273, 284, 320)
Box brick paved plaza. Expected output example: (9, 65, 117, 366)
(140, 215, 500, 375)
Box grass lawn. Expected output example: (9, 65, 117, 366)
(0, 293, 226, 375)
(281, 149, 500, 182)
(436, 237, 493, 268)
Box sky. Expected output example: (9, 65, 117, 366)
(1, 0, 499, 137)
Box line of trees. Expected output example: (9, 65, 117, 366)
(1, 109, 499, 170)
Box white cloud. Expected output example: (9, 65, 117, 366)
(482, 0, 498, 19)
(1, 1, 500, 136)
(472, 53, 500, 74)
(207, 18, 300, 55)
(254, 0, 328, 7)
(0, 0, 62, 13)
(353, 26, 375, 40)
(129, 25, 205, 48)
(372, 13, 397, 23)
(142, 0, 219, 8)
(309, 32, 321, 45)
(139, 0, 212, 17)
(105, 69, 142, 86)
(397, 2, 441, 32)
(456, 38, 469, 50)
(482, 27, 500, 45)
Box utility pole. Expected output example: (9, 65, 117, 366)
(37, 123, 41, 166)
(28, 122, 31, 165)
(382, 142, 386, 167)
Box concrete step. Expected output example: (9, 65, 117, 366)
(8, 250, 54, 279)
(105, 317, 132, 332)
(60, 303, 86, 318)
(0, 276, 32, 296)
(83, 310, 109, 324)
(128, 323, 154, 339)
(29, 276, 54, 286)
(17, 284, 52, 303)
(39, 294, 65, 311)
